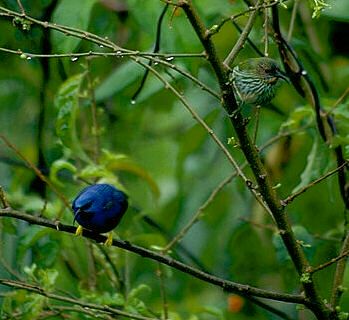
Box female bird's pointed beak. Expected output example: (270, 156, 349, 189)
(277, 70, 290, 83)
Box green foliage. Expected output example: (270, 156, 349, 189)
(55, 73, 91, 163)
(51, 0, 98, 53)
(309, 0, 331, 18)
(0, 0, 349, 319)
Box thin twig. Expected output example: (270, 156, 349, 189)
(325, 86, 349, 117)
(231, 20, 264, 57)
(223, 0, 263, 68)
(0, 46, 205, 59)
(0, 278, 158, 320)
(264, 1, 269, 56)
(207, 0, 280, 38)
(156, 263, 169, 320)
(310, 250, 349, 274)
(50, 305, 114, 320)
(164, 172, 236, 251)
(0, 47, 218, 100)
(16, 0, 25, 14)
(287, 0, 299, 42)
(132, 3, 169, 102)
(96, 245, 125, 292)
(282, 161, 349, 205)
(0, 135, 70, 209)
(239, 217, 277, 232)
(330, 232, 349, 308)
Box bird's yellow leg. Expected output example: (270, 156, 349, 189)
(104, 232, 113, 246)
(75, 225, 83, 236)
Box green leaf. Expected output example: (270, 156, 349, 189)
(292, 134, 331, 193)
(50, 159, 77, 187)
(101, 150, 160, 198)
(38, 268, 59, 290)
(95, 61, 144, 102)
(55, 73, 91, 163)
(202, 306, 224, 320)
(280, 105, 314, 133)
(51, 0, 98, 53)
(78, 163, 117, 182)
(128, 284, 151, 300)
(323, 0, 349, 21)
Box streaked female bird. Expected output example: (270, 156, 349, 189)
(231, 57, 288, 107)
(72, 184, 128, 246)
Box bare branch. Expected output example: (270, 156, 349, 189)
(0, 278, 158, 320)
(0, 207, 307, 304)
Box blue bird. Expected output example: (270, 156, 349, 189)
(72, 184, 128, 246)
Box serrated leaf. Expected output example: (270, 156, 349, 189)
(51, 0, 98, 53)
(292, 134, 331, 193)
(55, 73, 91, 163)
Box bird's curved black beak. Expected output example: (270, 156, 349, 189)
(277, 70, 290, 83)
(73, 208, 81, 225)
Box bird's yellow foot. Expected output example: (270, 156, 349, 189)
(75, 225, 83, 236)
(104, 232, 113, 246)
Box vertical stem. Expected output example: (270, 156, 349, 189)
(264, 0, 269, 56)
(86, 59, 100, 163)
(16, 0, 25, 14)
(157, 263, 169, 320)
(253, 106, 261, 144)
(86, 241, 97, 290)
(287, 0, 299, 41)
(0, 186, 9, 208)
(330, 231, 349, 308)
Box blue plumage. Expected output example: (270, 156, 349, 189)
(72, 184, 128, 234)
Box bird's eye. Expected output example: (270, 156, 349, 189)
(266, 66, 276, 73)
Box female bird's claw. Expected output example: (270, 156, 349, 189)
(104, 233, 113, 246)
(75, 225, 83, 236)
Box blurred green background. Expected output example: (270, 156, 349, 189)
(0, 0, 349, 319)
